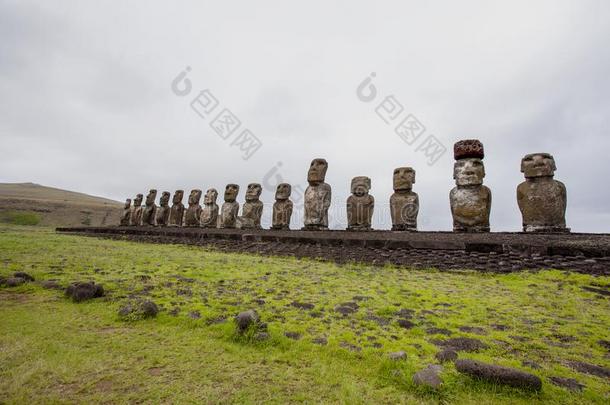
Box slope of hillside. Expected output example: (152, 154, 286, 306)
(0, 183, 121, 227)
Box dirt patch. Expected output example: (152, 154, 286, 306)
(95, 379, 114, 392)
(549, 376, 585, 391)
(566, 361, 610, 378)
(148, 367, 164, 376)
(432, 337, 489, 352)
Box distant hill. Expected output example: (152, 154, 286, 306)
(0, 183, 122, 227)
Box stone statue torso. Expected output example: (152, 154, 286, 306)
(155, 206, 170, 226)
(390, 191, 419, 230)
(450, 185, 491, 232)
(517, 179, 566, 231)
(120, 208, 131, 226)
(131, 206, 143, 226)
(169, 203, 185, 226)
(304, 182, 331, 227)
(347, 195, 374, 230)
(184, 204, 202, 227)
(200, 203, 219, 228)
(239, 201, 263, 229)
(272, 200, 293, 229)
(219, 201, 239, 228)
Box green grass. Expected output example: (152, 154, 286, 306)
(0, 210, 41, 225)
(0, 226, 608, 404)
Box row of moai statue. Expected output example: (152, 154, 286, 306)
(119, 139, 568, 233)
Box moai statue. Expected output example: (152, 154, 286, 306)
(390, 167, 419, 231)
(271, 183, 293, 230)
(517, 153, 569, 233)
(168, 190, 185, 227)
(119, 198, 131, 226)
(450, 140, 491, 232)
(141, 189, 158, 226)
(130, 194, 144, 226)
(155, 191, 171, 226)
(302, 158, 331, 230)
(184, 189, 203, 227)
(200, 188, 219, 228)
(218, 184, 240, 229)
(237, 183, 264, 229)
(346, 176, 374, 231)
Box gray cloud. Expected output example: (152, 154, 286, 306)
(1, 0, 609, 232)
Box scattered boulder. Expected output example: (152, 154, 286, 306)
(413, 365, 443, 389)
(284, 331, 301, 340)
(3, 277, 25, 287)
(388, 351, 407, 361)
(14, 272, 35, 282)
(455, 359, 542, 391)
(41, 280, 61, 290)
(254, 332, 270, 341)
(118, 300, 159, 321)
(432, 337, 489, 352)
(521, 360, 542, 370)
(397, 319, 415, 329)
(549, 376, 585, 392)
(436, 349, 458, 363)
(459, 326, 487, 335)
(312, 337, 328, 345)
(566, 361, 610, 378)
(426, 327, 452, 336)
(235, 309, 260, 334)
(290, 301, 314, 310)
(335, 302, 359, 315)
(65, 281, 105, 302)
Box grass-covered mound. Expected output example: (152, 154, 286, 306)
(0, 226, 608, 403)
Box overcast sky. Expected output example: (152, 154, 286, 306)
(1, 0, 609, 231)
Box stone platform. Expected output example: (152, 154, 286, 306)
(55, 227, 610, 275)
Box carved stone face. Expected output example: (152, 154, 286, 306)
(134, 194, 143, 206)
(159, 192, 170, 206)
(204, 188, 218, 204)
(124, 199, 131, 209)
(224, 184, 239, 202)
(307, 158, 328, 185)
(275, 183, 291, 200)
(172, 190, 184, 204)
(188, 189, 202, 205)
(246, 183, 262, 202)
(351, 176, 371, 197)
(145, 189, 157, 205)
(454, 158, 485, 186)
(521, 153, 556, 178)
(393, 167, 415, 191)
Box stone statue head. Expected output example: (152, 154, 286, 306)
(521, 153, 556, 178)
(393, 167, 416, 191)
(246, 183, 262, 202)
(145, 189, 157, 206)
(454, 158, 485, 186)
(307, 158, 328, 185)
(351, 176, 371, 197)
(224, 184, 239, 202)
(204, 188, 218, 204)
(134, 194, 143, 206)
(275, 183, 291, 200)
(159, 191, 170, 206)
(172, 190, 184, 204)
(124, 198, 131, 209)
(188, 189, 202, 205)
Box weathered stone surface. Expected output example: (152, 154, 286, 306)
(2, 277, 25, 287)
(390, 167, 419, 231)
(450, 140, 491, 232)
(549, 376, 585, 392)
(41, 280, 61, 289)
(566, 360, 610, 378)
(155, 191, 171, 226)
(219, 184, 240, 229)
(130, 194, 144, 226)
(14, 271, 34, 281)
(235, 309, 259, 333)
(455, 359, 542, 391)
(119, 198, 131, 226)
(303, 158, 331, 230)
(65, 281, 105, 302)
(413, 365, 443, 389)
(454, 139, 484, 160)
(141, 189, 158, 226)
(238, 183, 263, 230)
(184, 189, 202, 227)
(436, 348, 458, 362)
(169, 190, 185, 226)
(432, 337, 489, 352)
(118, 299, 159, 320)
(389, 351, 407, 360)
(271, 183, 293, 230)
(200, 188, 219, 228)
(347, 176, 374, 231)
(517, 153, 569, 233)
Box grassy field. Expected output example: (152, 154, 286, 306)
(0, 226, 609, 404)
